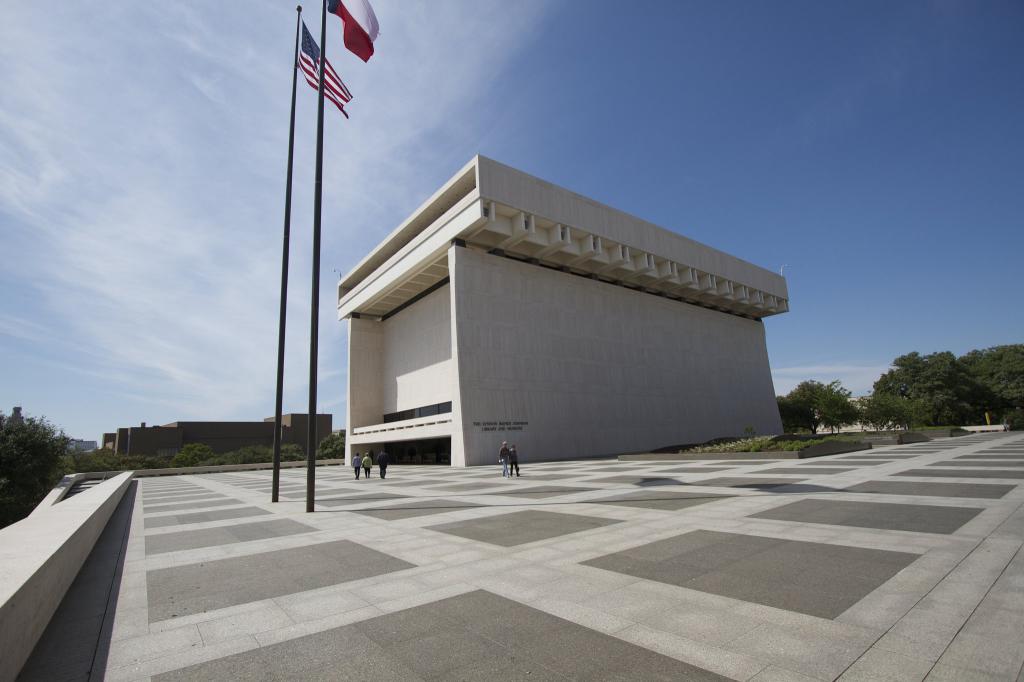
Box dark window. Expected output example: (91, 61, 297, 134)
(382, 400, 452, 424)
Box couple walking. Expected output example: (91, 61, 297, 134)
(498, 441, 520, 478)
(352, 450, 390, 479)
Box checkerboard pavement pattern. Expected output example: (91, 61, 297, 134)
(20, 432, 1024, 681)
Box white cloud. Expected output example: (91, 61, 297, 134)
(772, 363, 892, 397)
(0, 1, 553, 430)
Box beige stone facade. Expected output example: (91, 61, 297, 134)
(340, 157, 787, 466)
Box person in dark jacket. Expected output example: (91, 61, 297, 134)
(509, 444, 520, 477)
(377, 450, 389, 479)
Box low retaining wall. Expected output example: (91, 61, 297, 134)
(0, 472, 133, 682)
(916, 429, 970, 439)
(78, 458, 345, 479)
(619, 441, 872, 461)
(796, 441, 872, 458)
(897, 432, 930, 444)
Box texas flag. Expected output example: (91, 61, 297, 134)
(327, 0, 380, 62)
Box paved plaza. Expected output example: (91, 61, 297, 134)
(20, 432, 1024, 681)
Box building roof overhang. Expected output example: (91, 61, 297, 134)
(338, 156, 789, 320)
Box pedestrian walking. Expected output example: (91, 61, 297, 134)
(509, 444, 520, 477)
(363, 452, 373, 479)
(377, 449, 389, 479)
(498, 441, 510, 478)
(353, 452, 362, 480)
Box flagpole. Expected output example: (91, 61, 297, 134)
(306, 0, 328, 513)
(272, 5, 303, 505)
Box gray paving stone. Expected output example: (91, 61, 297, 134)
(429, 482, 510, 493)
(589, 474, 685, 486)
(653, 466, 733, 474)
(145, 506, 271, 528)
(707, 460, 772, 464)
(428, 510, 621, 546)
(730, 622, 868, 680)
(144, 518, 315, 555)
(316, 492, 408, 507)
(143, 487, 201, 496)
(583, 530, 918, 619)
(695, 477, 808, 489)
(147, 539, 415, 622)
(845, 480, 1014, 499)
(760, 467, 856, 475)
(896, 469, 1024, 479)
(836, 459, 896, 465)
(847, 454, 917, 458)
(934, 547, 1024, 678)
(351, 498, 482, 520)
(481, 485, 598, 499)
(143, 498, 241, 513)
(153, 590, 728, 681)
(750, 499, 984, 535)
(933, 460, 1024, 467)
(144, 491, 220, 501)
(589, 490, 732, 511)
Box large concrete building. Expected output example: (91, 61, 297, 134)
(339, 157, 788, 466)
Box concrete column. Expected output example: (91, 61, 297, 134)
(448, 243, 468, 467)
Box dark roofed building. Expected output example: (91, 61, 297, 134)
(109, 413, 332, 457)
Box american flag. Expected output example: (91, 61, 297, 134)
(299, 22, 352, 118)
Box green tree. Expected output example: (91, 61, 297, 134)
(67, 448, 123, 472)
(1, 412, 69, 527)
(960, 345, 1024, 415)
(171, 443, 215, 468)
(858, 392, 914, 431)
(816, 380, 859, 433)
(778, 380, 827, 433)
(318, 432, 346, 459)
(873, 351, 989, 426)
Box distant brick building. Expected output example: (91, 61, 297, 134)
(0, 406, 25, 428)
(108, 413, 333, 457)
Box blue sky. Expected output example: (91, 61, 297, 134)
(1, 1, 1022, 442)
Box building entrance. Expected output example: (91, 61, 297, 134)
(384, 437, 451, 465)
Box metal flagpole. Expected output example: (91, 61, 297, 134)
(272, 5, 303, 505)
(306, 0, 328, 513)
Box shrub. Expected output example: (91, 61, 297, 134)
(172, 443, 215, 467)
(318, 432, 346, 459)
(682, 433, 860, 454)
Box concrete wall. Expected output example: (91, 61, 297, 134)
(380, 284, 454, 413)
(345, 285, 456, 464)
(347, 316, 385, 429)
(450, 247, 782, 466)
(0, 472, 132, 682)
(347, 285, 454, 427)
